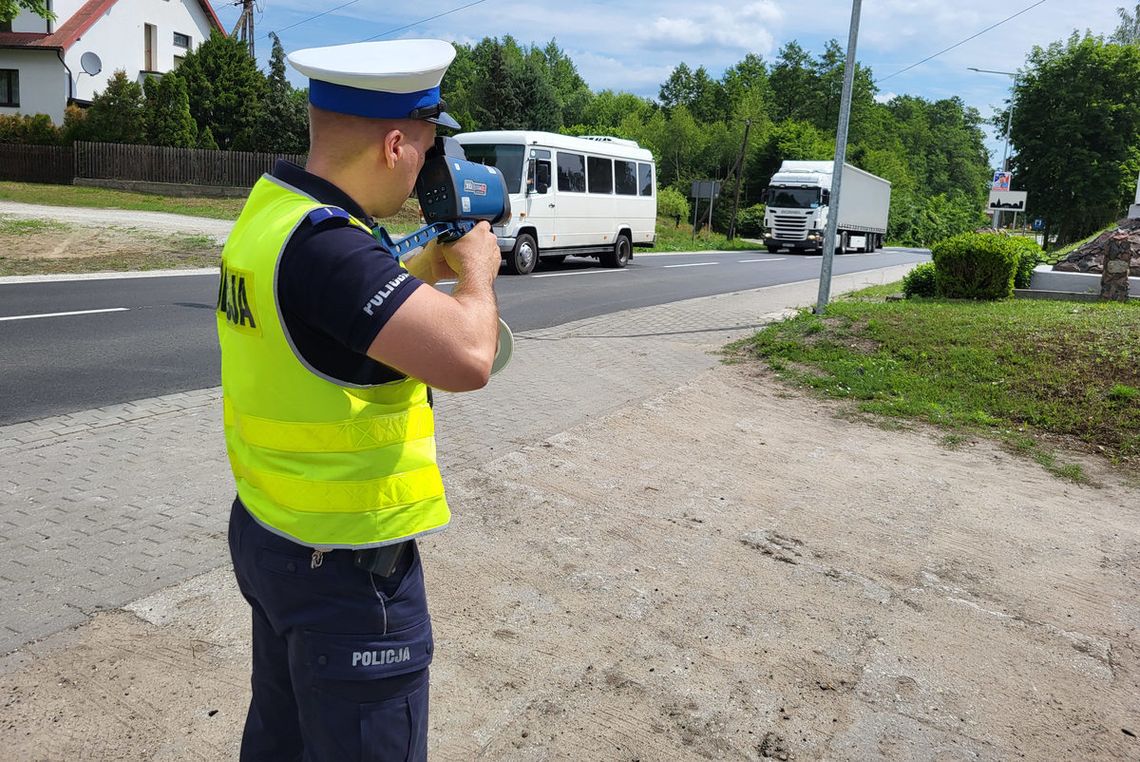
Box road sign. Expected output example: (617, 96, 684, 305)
(1032, 218, 1044, 231)
(988, 190, 1027, 212)
(992, 171, 1012, 191)
(690, 180, 721, 199)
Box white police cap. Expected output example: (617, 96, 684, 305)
(287, 39, 461, 130)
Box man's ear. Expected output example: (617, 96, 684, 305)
(382, 128, 404, 170)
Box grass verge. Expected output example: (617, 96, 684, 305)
(652, 219, 765, 252)
(0, 181, 424, 231)
(729, 285, 1140, 479)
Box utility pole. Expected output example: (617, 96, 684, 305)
(815, 0, 862, 313)
(727, 119, 753, 240)
(231, 0, 256, 59)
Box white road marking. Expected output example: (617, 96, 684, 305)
(0, 307, 130, 322)
(663, 262, 718, 269)
(740, 258, 787, 263)
(531, 269, 630, 279)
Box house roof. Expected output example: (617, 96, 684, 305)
(0, 32, 52, 50)
(0, 0, 224, 51)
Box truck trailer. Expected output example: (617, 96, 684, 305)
(762, 161, 891, 254)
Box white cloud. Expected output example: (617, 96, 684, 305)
(640, 2, 784, 54)
(874, 91, 897, 104)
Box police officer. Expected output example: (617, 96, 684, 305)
(218, 38, 501, 760)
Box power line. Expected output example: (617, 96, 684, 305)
(361, 0, 489, 42)
(877, 0, 1050, 83)
(260, 0, 361, 41)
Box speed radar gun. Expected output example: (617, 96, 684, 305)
(374, 136, 515, 374)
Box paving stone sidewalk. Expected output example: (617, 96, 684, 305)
(0, 265, 913, 656)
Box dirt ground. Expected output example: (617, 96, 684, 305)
(0, 219, 220, 275)
(1, 363, 1138, 760)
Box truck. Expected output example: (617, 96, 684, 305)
(762, 161, 891, 254)
(453, 131, 657, 275)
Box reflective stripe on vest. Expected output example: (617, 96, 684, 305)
(217, 175, 449, 549)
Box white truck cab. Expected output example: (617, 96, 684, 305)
(763, 161, 891, 254)
(454, 131, 657, 274)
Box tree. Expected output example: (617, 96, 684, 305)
(539, 39, 592, 126)
(442, 43, 480, 131)
(472, 40, 525, 130)
(1010, 33, 1140, 244)
(0, 0, 51, 22)
(84, 70, 146, 144)
(198, 124, 218, 150)
(1111, 4, 1140, 45)
(768, 42, 817, 123)
(514, 55, 562, 131)
(144, 74, 197, 147)
(658, 63, 697, 113)
(256, 33, 309, 153)
(172, 31, 266, 150)
(721, 53, 771, 117)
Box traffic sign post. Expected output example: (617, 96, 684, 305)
(689, 180, 722, 238)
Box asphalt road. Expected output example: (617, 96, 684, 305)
(0, 248, 927, 424)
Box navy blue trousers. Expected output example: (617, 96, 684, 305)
(228, 499, 433, 762)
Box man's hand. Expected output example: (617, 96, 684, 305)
(403, 239, 457, 285)
(366, 221, 502, 392)
(441, 221, 501, 285)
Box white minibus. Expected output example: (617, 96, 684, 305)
(453, 131, 657, 274)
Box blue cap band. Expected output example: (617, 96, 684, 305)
(309, 80, 442, 119)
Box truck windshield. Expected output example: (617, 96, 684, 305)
(459, 144, 524, 194)
(768, 187, 821, 209)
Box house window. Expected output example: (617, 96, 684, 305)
(144, 23, 157, 71)
(173, 56, 185, 69)
(173, 32, 191, 48)
(0, 70, 19, 108)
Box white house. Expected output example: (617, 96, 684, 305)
(0, 0, 224, 124)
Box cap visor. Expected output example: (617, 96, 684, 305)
(426, 111, 461, 131)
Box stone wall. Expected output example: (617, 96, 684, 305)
(1054, 218, 1140, 275)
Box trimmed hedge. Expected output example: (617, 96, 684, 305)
(902, 261, 937, 298)
(1008, 236, 1043, 289)
(930, 232, 1037, 300)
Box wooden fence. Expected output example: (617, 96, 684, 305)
(0, 142, 307, 189)
(73, 142, 307, 187)
(0, 144, 75, 184)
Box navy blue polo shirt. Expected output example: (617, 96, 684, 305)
(272, 161, 423, 385)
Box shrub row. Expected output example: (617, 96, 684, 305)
(904, 232, 1042, 299)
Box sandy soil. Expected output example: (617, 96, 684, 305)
(0, 221, 220, 274)
(2, 363, 1137, 760)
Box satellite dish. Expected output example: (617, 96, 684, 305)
(80, 52, 102, 76)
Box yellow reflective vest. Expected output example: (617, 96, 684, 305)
(217, 175, 449, 549)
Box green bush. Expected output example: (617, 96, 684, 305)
(931, 232, 1019, 300)
(657, 186, 690, 225)
(0, 113, 61, 145)
(1008, 236, 1043, 289)
(735, 203, 766, 237)
(902, 261, 937, 298)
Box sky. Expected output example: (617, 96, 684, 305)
(213, 0, 1127, 167)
